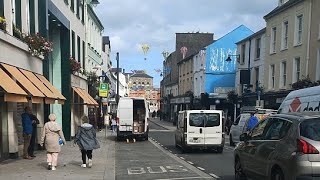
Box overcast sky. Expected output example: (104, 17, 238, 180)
(96, 0, 278, 88)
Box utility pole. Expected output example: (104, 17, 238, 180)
(116, 52, 120, 105)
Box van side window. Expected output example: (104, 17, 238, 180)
(234, 116, 241, 125)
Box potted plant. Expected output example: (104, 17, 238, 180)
(0, 16, 6, 32)
(70, 56, 81, 74)
(13, 25, 23, 39)
(24, 33, 53, 57)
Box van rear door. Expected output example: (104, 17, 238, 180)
(187, 112, 205, 146)
(118, 99, 133, 132)
(203, 111, 223, 146)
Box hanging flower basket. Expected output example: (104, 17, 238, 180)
(70, 57, 81, 74)
(0, 16, 7, 32)
(24, 33, 53, 57)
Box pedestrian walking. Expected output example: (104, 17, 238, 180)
(28, 113, 40, 158)
(74, 116, 100, 168)
(111, 117, 117, 133)
(21, 106, 33, 160)
(40, 114, 66, 171)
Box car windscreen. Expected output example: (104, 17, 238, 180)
(300, 118, 320, 141)
(189, 113, 220, 127)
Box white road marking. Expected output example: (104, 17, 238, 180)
(155, 177, 213, 180)
(174, 154, 177, 156)
(187, 161, 194, 165)
(179, 157, 185, 160)
(197, 167, 205, 171)
(161, 144, 164, 147)
(169, 150, 172, 153)
(210, 173, 220, 178)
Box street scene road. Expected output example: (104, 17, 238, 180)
(115, 119, 214, 180)
(148, 118, 235, 180)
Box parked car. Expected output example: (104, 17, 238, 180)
(229, 109, 277, 146)
(234, 112, 320, 180)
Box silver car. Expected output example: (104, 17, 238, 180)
(234, 112, 320, 180)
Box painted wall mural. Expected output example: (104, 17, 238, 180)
(208, 48, 237, 73)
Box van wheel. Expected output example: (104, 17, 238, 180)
(230, 134, 235, 146)
(271, 167, 284, 180)
(235, 157, 246, 180)
(216, 147, 223, 153)
(144, 135, 148, 141)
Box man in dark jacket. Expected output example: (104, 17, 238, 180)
(21, 106, 33, 159)
(74, 116, 100, 168)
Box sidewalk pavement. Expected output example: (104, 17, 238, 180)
(0, 129, 116, 180)
(149, 117, 176, 131)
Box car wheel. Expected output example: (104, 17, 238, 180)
(216, 147, 223, 153)
(271, 168, 284, 180)
(235, 157, 246, 180)
(230, 134, 235, 146)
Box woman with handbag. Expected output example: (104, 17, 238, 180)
(74, 115, 100, 168)
(40, 113, 66, 170)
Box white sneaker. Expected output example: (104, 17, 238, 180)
(51, 166, 56, 171)
(88, 159, 92, 168)
(81, 164, 87, 168)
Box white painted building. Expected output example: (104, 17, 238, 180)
(193, 50, 206, 98)
(235, 28, 266, 104)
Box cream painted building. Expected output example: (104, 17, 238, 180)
(309, 0, 320, 81)
(178, 55, 194, 96)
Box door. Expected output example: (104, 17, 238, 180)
(187, 112, 205, 146)
(118, 99, 133, 132)
(203, 112, 223, 146)
(175, 113, 184, 145)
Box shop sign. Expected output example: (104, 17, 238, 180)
(99, 83, 109, 97)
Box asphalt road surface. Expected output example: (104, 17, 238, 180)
(149, 121, 235, 180)
(115, 122, 215, 180)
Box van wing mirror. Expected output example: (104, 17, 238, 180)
(239, 133, 249, 142)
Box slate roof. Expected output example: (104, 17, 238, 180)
(264, 0, 304, 20)
(130, 73, 153, 78)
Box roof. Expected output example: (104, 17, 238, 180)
(264, 0, 304, 20)
(130, 73, 153, 78)
(87, 5, 104, 30)
(272, 112, 320, 121)
(236, 28, 266, 44)
(213, 25, 253, 43)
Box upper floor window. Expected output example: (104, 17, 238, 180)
(271, 27, 277, 53)
(294, 57, 301, 83)
(280, 61, 287, 88)
(269, 64, 275, 89)
(71, 0, 75, 12)
(282, 21, 288, 49)
(295, 14, 303, 45)
(255, 38, 261, 59)
(241, 44, 246, 64)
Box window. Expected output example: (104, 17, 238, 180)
(255, 67, 260, 91)
(300, 119, 320, 141)
(64, 0, 69, 5)
(270, 64, 275, 89)
(70, 0, 74, 12)
(71, 31, 75, 58)
(76, 0, 80, 18)
(256, 38, 261, 59)
(82, 41, 85, 70)
(282, 21, 288, 49)
(0, 0, 4, 17)
(264, 118, 292, 140)
(295, 14, 303, 45)
(271, 27, 277, 53)
(294, 57, 300, 83)
(281, 61, 287, 88)
(189, 113, 220, 127)
(241, 44, 246, 64)
(250, 118, 269, 140)
(77, 36, 80, 63)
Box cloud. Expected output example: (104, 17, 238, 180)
(96, 0, 279, 87)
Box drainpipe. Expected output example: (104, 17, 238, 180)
(306, 1, 312, 77)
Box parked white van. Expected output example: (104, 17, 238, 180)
(278, 86, 320, 113)
(116, 97, 149, 141)
(174, 110, 224, 153)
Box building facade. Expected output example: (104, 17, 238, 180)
(309, 0, 320, 82)
(263, 0, 312, 109)
(235, 28, 266, 107)
(129, 71, 153, 91)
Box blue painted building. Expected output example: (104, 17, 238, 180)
(205, 25, 253, 98)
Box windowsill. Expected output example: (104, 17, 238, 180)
(254, 58, 260, 61)
(270, 52, 276, 55)
(294, 43, 302, 47)
(280, 47, 288, 52)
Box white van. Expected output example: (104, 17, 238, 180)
(174, 110, 224, 153)
(116, 97, 149, 141)
(278, 86, 320, 113)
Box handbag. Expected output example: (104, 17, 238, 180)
(59, 137, 64, 146)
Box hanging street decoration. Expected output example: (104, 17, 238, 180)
(141, 44, 150, 60)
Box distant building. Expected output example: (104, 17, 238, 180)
(129, 71, 153, 91)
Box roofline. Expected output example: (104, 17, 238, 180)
(213, 25, 253, 43)
(87, 5, 104, 31)
(264, 0, 304, 20)
(176, 32, 214, 35)
(236, 28, 266, 44)
(177, 53, 198, 65)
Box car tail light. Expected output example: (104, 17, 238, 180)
(297, 139, 319, 154)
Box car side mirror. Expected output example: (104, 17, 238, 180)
(239, 133, 249, 142)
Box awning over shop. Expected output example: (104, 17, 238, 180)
(20, 69, 60, 104)
(0, 68, 28, 103)
(36, 74, 66, 104)
(72, 87, 98, 106)
(1, 63, 45, 103)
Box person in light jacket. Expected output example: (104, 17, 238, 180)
(40, 114, 66, 171)
(74, 116, 100, 168)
